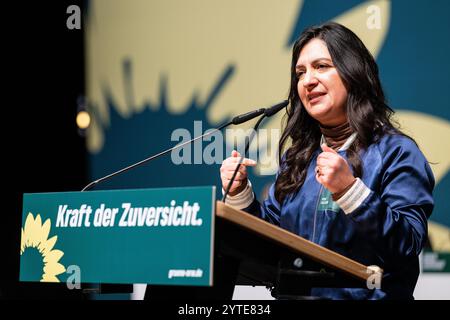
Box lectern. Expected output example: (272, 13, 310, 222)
(146, 201, 383, 300)
(20, 187, 382, 300)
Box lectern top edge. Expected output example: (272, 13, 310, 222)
(215, 201, 383, 283)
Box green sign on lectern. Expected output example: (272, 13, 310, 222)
(20, 186, 216, 286)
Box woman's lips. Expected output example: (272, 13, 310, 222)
(308, 92, 326, 104)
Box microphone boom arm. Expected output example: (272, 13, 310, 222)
(222, 114, 267, 202)
(81, 100, 288, 192)
(81, 121, 232, 191)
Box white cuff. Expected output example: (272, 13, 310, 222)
(335, 178, 371, 214)
(222, 180, 255, 210)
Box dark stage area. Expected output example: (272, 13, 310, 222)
(3, 1, 87, 299)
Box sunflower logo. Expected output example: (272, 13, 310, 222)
(20, 213, 66, 282)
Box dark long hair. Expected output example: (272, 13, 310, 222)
(275, 22, 401, 204)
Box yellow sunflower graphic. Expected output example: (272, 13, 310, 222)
(20, 213, 66, 282)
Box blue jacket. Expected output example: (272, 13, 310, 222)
(244, 133, 434, 299)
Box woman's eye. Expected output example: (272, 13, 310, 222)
(296, 71, 305, 79)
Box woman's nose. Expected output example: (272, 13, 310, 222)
(302, 70, 318, 88)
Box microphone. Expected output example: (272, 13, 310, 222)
(222, 99, 289, 202)
(81, 101, 286, 192)
(232, 108, 266, 125)
(264, 99, 288, 117)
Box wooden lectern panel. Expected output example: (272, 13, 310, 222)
(216, 201, 382, 283)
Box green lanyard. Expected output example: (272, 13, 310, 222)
(317, 188, 341, 213)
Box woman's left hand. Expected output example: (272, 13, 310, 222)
(315, 143, 355, 194)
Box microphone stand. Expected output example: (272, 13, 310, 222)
(81, 100, 287, 192)
(81, 108, 267, 192)
(222, 114, 266, 203)
(221, 99, 288, 202)
(81, 123, 230, 191)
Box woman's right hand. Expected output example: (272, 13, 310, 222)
(220, 150, 257, 196)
